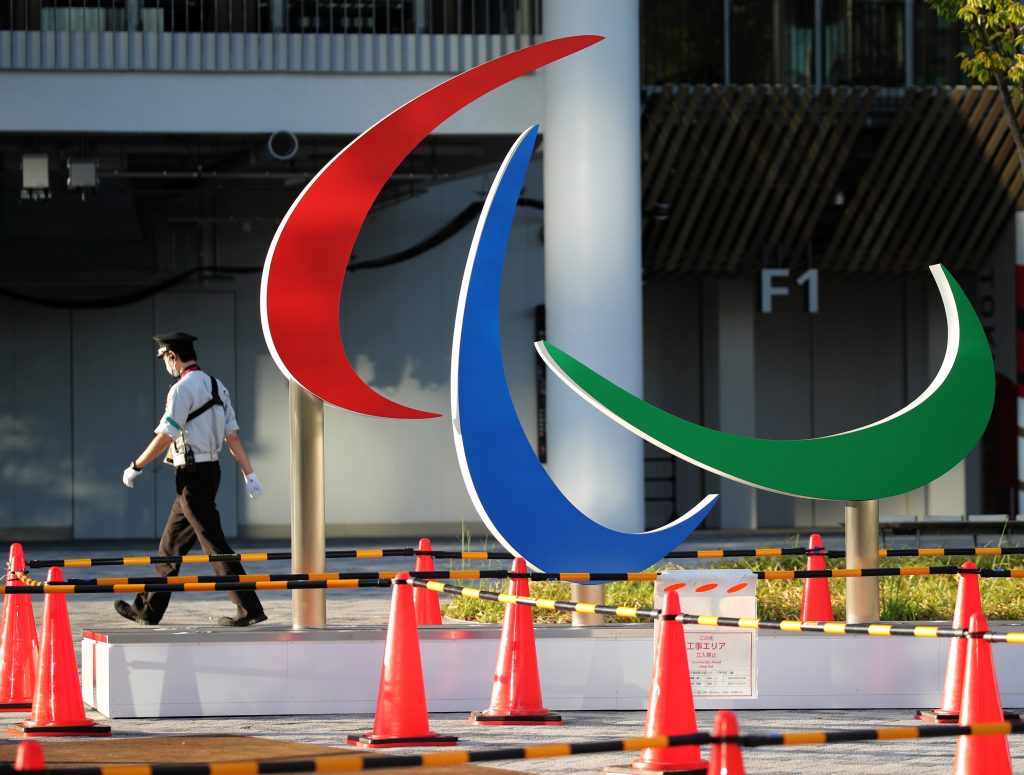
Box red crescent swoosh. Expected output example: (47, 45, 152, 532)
(262, 36, 602, 418)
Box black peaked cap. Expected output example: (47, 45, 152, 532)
(154, 331, 198, 358)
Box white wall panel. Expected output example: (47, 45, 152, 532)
(0, 71, 545, 136)
(0, 300, 73, 534)
(71, 301, 158, 539)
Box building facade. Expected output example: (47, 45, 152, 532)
(0, 0, 1016, 539)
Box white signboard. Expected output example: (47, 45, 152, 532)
(655, 569, 757, 699)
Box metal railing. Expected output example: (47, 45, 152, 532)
(0, 0, 542, 72)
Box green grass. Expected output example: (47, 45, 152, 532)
(441, 554, 1024, 624)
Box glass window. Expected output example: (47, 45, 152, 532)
(732, 0, 814, 85)
(428, 0, 537, 35)
(641, 0, 724, 85)
(824, 0, 905, 86)
(915, 1, 968, 86)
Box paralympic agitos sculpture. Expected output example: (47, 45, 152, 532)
(536, 265, 994, 502)
(262, 36, 995, 574)
(451, 125, 718, 572)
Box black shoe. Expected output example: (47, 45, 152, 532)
(114, 600, 154, 626)
(218, 612, 268, 627)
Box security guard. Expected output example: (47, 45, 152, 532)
(117, 332, 267, 627)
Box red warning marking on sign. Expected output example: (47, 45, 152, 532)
(664, 583, 687, 592)
(727, 583, 749, 593)
(695, 583, 719, 593)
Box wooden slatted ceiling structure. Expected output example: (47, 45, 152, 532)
(641, 85, 1024, 276)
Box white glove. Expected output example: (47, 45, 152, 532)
(123, 465, 142, 488)
(244, 472, 264, 500)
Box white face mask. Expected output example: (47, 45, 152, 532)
(164, 357, 178, 378)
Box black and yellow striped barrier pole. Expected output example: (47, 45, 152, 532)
(758, 566, 1024, 579)
(878, 547, 1024, 558)
(404, 578, 1024, 643)
(408, 577, 660, 620)
(1, 721, 1022, 775)
(0, 579, 390, 596)
(12, 564, 1024, 594)
(16, 570, 677, 587)
(20, 545, 1024, 569)
(24, 548, 420, 569)
(12, 569, 523, 588)
(21, 548, 523, 569)
(16, 565, 1024, 589)
(671, 547, 1024, 559)
(673, 613, 1024, 643)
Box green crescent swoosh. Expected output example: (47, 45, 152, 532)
(537, 265, 994, 501)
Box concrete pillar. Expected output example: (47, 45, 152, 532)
(544, 0, 643, 612)
(542, 0, 644, 535)
(716, 277, 758, 529)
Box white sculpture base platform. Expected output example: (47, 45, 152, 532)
(82, 624, 1024, 718)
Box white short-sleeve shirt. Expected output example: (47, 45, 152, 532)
(155, 369, 239, 466)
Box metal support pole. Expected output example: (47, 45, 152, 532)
(844, 499, 880, 623)
(723, 0, 731, 85)
(125, 0, 140, 31)
(571, 583, 605, 626)
(270, 0, 285, 32)
(413, 0, 429, 33)
(904, 0, 915, 87)
(290, 380, 326, 629)
(813, 0, 823, 92)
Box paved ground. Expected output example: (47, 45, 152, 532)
(3, 533, 1024, 773)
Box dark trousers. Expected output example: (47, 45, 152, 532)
(131, 461, 263, 624)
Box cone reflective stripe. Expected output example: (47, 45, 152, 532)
(953, 613, 1012, 775)
(611, 588, 706, 775)
(470, 557, 561, 725)
(799, 534, 833, 622)
(707, 711, 744, 775)
(8, 567, 110, 737)
(0, 544, 38, 712)
(412, 538, 442, 626)
(13, 741, 45, 771)
(346, 572, 456, 748)
(917, 562, 979, 724)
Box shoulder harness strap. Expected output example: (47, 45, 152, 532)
(186, 375, 224, 422)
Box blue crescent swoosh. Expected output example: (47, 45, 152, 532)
(451, 125, 718, 572)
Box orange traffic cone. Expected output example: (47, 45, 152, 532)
(917, 564, 1019, 724)
(8, 567, 110, 736)
(13, 740, 45, 771)
(799, 534, 833, 622)
(470, 557, 561, 725)
(607, 588, 707, 775)
(953, 613, 1012, 775)
(708, 710, 745, 775)
(918, 562, 978, 723)
(412, 538, 442, 626)
(346, 573, 456, 748)
(0, 544, 38, 712)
